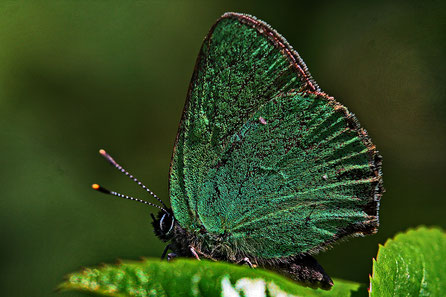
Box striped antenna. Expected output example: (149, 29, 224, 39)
(98, 149, 168, 209)
(92, 184, 169, 214)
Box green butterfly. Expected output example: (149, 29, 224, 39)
(93, 12, 383, 290)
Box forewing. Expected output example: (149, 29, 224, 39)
(169, 13, 318, 229)
(197, 91, 383, 258)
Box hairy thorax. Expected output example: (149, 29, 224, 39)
(169, 223, 248, 263)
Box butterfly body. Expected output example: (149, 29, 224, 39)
(96, 12, 383, 290)
(152, 208, 335, 289)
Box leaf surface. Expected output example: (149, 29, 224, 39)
(59, 258, 362, 297)
(370, 226, 446, 296)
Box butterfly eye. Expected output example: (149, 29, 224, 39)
(159, 213, 174, 234)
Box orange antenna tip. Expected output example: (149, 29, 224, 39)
(94, 149, 168, 210)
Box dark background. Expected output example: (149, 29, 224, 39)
(1, 1, 444, 296)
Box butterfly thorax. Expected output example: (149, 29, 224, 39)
(169, 222, 244, 262)
(151, 210, 248, 262)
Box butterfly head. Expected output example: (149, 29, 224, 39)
(151, 210, 176, 241)
(92, 149, 175, 241)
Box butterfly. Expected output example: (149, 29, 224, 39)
(92, 12, 383, 290)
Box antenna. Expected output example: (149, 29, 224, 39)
(92, 184, 169, 214)
(98, 149, 168, 209)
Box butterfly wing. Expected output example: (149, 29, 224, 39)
(169, 12, 382, 258)
(169, 13, 318, 229)
(197, 91, 382, 258)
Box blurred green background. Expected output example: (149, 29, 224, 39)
(1, 1, 444, 296)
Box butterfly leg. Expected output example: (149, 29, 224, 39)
(161, 244, 171, 260)
(189, 246, 201, 260)
(167, 252, 177, 261)
(189, 245, 219, 261)
(236, 257, 255, 268)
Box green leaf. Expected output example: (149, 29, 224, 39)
(59, 258, 362, 297)
(370, 226, 446, 296)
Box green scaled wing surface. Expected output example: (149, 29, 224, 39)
(169, 12, 383, 258)
(169, 13, 318, 228)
